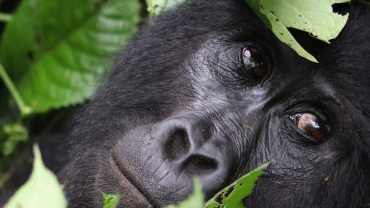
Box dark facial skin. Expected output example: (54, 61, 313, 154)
(58, 0, 370, 207)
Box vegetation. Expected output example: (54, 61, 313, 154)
(0, 0, 352, 207)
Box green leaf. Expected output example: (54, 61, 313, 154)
(0, 123, 28, 156)
(0, 0, 141, 113)
(166, 164, 268, 208)
(166, 178, 204, 208)
(5, 145, 67, 208)
(102, 193, 121, 208)
(247, 0, 351, 63)
(205, 163, 269, 208)
(146, 0, 186, 17)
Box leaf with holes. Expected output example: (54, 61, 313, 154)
(246, 0, 351, 62)
(205, 163, 269, 208)
(146, 0, 186, 17)
(0, 0, 141, 113)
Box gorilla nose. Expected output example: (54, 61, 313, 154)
(157, 117, 234, 197)
(164, 127, 218, 174)
(113, 116, 238, 205)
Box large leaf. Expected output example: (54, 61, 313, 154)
(146, 0, 186, 17)
(247, 0, 350, 63)
(0, 0, 141, 113)
(205, 163, 269, 208)
(5, 145, 67, 208)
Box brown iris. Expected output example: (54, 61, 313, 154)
(241, 47, 269, 81)
(289, 113, 330, 141)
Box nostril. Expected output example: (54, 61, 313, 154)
(165, 129, 190, 160)
(182, 155, 218, 175)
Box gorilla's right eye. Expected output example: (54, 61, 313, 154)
(289, 113, 330, 142)
(241, 46, 269, 82)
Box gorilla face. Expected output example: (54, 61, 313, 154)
(59, 0, 370, 207)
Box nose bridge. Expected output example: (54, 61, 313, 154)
(188, 115, 213, 147)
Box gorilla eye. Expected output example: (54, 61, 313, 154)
(241, 46, 269, 81)
(289, 113, 330, 142)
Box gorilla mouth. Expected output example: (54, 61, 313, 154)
(110, 153, 155, 207)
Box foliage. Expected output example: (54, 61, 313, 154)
(0, 0, 141, 114)
(166, 163, 269, 208)
(205, 163, 269, 208)
(102, 193, 121, 208)
(5, 152, 267, 208)
(0, 0, 352, 166)
(146, 0, 186, 17)
(247, 0, 351, 62)
(0, 123, 27, 156)
(0, 0, 353, 207)
(0, 0, 141, 191)
(4, 145, 67, 208)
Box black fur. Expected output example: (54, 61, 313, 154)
(59, 0, 370, 207)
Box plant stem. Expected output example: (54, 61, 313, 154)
(0, 63, 31, 116)
(0, 12, 12, 22)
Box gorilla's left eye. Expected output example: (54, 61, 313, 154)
(289, 113, 330, 142)
(241, 46, 269, 81)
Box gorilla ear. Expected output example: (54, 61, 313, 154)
(245, 0, 351, 63)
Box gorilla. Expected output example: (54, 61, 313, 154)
(58, 0, 370, 207)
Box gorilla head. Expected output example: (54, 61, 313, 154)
(59, 0, 370, 207)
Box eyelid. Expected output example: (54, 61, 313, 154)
(288, 110, 329, 135)
(284, 103, 329, 123)
(240, 43, 269, 57)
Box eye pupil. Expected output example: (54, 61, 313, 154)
(290, 113, 329, 141)
(242, 47, 268, 81)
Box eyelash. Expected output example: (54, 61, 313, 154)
(209, 53, 253, 87)
(235, 64, 258, 85)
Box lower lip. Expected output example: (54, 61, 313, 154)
(104, 154, 154, 208)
